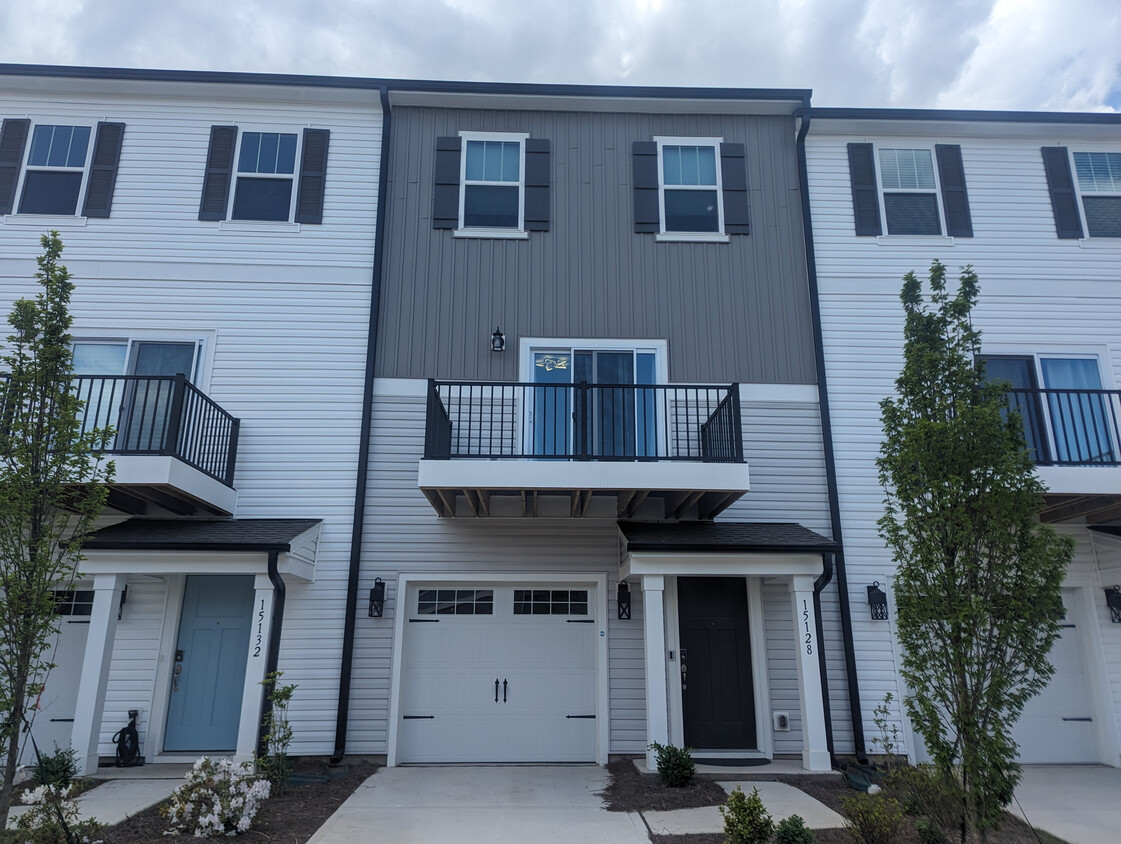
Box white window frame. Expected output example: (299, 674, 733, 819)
(654, 136, 725, 238)
(13, 121, 95, 218)
(874, 145, 946, 237)
(1070, 149, 1121, 239)
(71, 332, 213, 390)
(456, 130, 528, 238)
(227, 127, 303, 224)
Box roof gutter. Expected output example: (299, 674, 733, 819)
(331, 85, 392, 764)
(795, 111, 868, 763)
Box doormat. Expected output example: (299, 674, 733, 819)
(693, 758, 771, 767)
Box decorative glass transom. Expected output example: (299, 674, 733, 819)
(417, 589, 494, 615)
(514, 589, 589, 616)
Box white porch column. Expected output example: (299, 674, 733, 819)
(235, 574, 276, 762)
(642, 575, 670, 770)
(72, 573, 125, 775)
(789, 575, 831, 772)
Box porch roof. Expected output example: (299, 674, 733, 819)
(618, 521, 836, 554)
(81, 518, 323, 552)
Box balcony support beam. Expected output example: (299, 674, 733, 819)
(462, 489, 480, 517)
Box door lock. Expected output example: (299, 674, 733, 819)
(680, 648, 687, 691)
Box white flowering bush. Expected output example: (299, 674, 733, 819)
(163, 757, 271, 837)
(13, 782, 103, 843)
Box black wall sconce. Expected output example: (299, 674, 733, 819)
(368, 578, 385, 618)
(490, 326, 506, 353)
(867, 581, 888, 620)
(117, 584, 128, 621)
(1105, 586, 1121, 624)
(617, 580, 631, 620)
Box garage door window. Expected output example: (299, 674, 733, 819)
(53, 590, 95, 616)
(417, 589, 494, 615)
(513, 589, 588, 615)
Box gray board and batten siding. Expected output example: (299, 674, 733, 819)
(376, 107, 817, 385)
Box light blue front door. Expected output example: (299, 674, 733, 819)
(164, 575, 254, 752)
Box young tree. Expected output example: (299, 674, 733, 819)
(0, 232, 114, 828)
(878, 260, 1073, 843)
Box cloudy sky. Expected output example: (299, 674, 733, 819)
(2, 0, 1119, 111)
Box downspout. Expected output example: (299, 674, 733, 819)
(257, 549, 286, 753)
(331, 85, 392, 764)
(795, 110, 869, 763)
(813, 553, 835, 761)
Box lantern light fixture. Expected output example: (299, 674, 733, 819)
(1105, 586, 1121, 624)
(490, 326, 506, 353)
(617, 580, 631, 620)
(368, 577, 386, 618)
(867, 581, 888, 620)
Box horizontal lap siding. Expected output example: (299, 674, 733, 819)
(377, 107, 815, 385)
(808, 130, 1121, 757)
(0, 89, 381, 757)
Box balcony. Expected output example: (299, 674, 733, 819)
(73, 374, 240, 516)
(418, 380, 750, 519)
(1005, 387, 1121, 522)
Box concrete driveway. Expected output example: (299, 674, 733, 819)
(1012, 765, 1121, 844)
(307, 765, 649, 844)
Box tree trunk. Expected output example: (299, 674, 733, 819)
(0, 673, 29, 830)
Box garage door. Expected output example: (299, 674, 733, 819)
(398, 584, 597, 763)
(1013, 590, 1098, 764)
(25, 590, 92, 759)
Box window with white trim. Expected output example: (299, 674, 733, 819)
(658, 138, 723, 234)
(19, 124, 92, 215)
(232, 131, 299, 221)
(460, 132, 525, 230)
(1073, 151, 1121, 238)
(877, 148, 942, 235)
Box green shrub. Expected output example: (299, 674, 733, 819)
(720, 786, 775, 844)
(647, 741, 695, 787)
(884, 764, 961, 837)
(775, 813, 816, 844)
(32, 743, 78, 789)
(841, 792, 903, 844)
(916, 815, 948, 844)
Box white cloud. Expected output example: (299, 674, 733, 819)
(0, 0, 1116, 110)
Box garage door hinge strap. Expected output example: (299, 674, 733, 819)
(566, 619, 594, 623)
(408, 618, 440, 623)
(1062, 717, 1092, 722)
(565, 715, 596, 719)
(403, 715, 435, 720)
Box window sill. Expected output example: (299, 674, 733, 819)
(453, 228, 530, 240)
(217, 220, 302, 233)
(875, 235, 955, 247)
(4, 214, 88, 227)
(1078, 237, 1121, 246)
(655, 233, 730, 243)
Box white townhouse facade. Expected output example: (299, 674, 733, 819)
(0, 66, 383, 773)
(804, 108, 1121, 766)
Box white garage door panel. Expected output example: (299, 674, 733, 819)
(399, 584, 597, 764)
(1013, 591, 1098, 764)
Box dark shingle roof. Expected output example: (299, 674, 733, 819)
(618, 521, 835, 553)
(82, 519, 322, 552)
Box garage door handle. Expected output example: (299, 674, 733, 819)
(503, 679, 508, 703)
(495, 678, 500, 702)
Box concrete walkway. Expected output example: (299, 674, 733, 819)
(644, 780, 844, 836)
(6, 764, 186, 829)
(1012, 765, 1121, 844)
(308, 765, 649, 844)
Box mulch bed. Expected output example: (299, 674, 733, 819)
(99, 757, 379, 843)
(601, 757, 1068, 844)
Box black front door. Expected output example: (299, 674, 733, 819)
(678, 576, 756, 749)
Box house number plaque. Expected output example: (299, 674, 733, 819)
(252, 598, 265, 657)
(802, 599, 814, 655)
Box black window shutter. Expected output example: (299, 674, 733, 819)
(295, 128, 330, 224)
(198, 125, 237, 221)
(633, 141, 659, 232)
(82, 122, 125, 218)
(847, 143, 882, 236)
(0, 118, 30, 216)
(1041, 146, 1084, 239)
(523, 138, 550, 232)
(720, 142, 750, 235)
(934, 144, 972, 237)
(433, 136, 461, 229)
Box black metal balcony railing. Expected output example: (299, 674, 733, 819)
(1007, 388, 1121, 467)
(72, 374, 240, 485)
(424, 379, 743, 463)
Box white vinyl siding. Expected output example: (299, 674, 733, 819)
(808, 127, 1121, 761)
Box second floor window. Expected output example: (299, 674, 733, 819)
(462, 136, 522, 228)
(660, 142, 722, 233)
(233, 131, 298, 221)
(1073, 151, 1121, 238)
(878, 148, 941, 235)
(21, 124, 91, 215)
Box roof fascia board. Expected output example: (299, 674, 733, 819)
(808, 107, 1121, 140)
